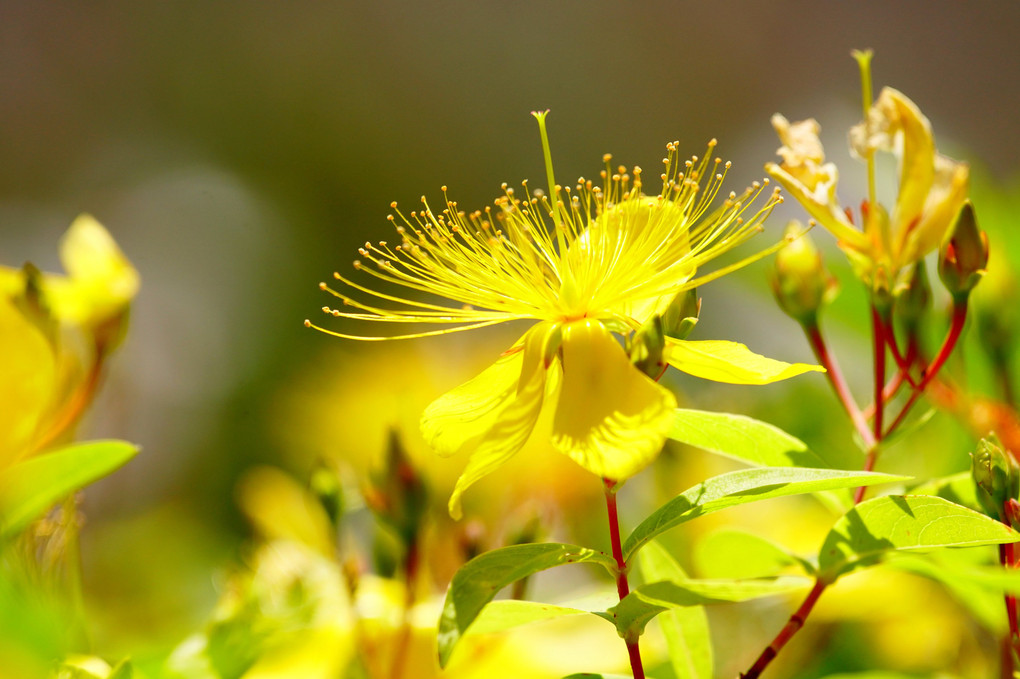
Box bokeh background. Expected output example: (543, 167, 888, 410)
(3, 1, 1020, 675)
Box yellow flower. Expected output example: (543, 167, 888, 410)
(0, 215, 138, 469)
(308, 112, 821, 518)
(766, 74, 969, 292)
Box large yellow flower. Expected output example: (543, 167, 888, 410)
(308, 113, 820, 518)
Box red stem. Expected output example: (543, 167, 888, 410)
(871, 306, 886, 444)
(604, 478, 644, 679)
(740, 579, 827, 678)
(883, 299, 968, 439)
(804, 324, 875, 449)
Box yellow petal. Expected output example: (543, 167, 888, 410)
(665, 339, 824, 385)
(0, 297, 57, 469)
(551, 319, 676, 482)
(901, 154, 970, 265)
(441, 322, 558, 519)
(765, 162, 867, 251)
(851, 88, 936, 240)
(46, 215, 139, 324)
(420, 339, 526, 459)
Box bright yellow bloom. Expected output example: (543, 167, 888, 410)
(766, 71, 969, 292)
(308, 113, 821, 518)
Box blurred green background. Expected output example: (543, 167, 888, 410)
(2, 0, 1019, 669)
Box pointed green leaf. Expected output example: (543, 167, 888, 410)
(665, 339, 823, 385)
(817, 495, 1020, 581)
(438, 543, 616, 667)
(0, 440, 139, 538)
(668, 409, 827, 468)
(623, 468, 907, 561)
(609, 576, 810, 638)
(637, 541, 712, 679)
(466, 599, 594, 636)
(694, 529, 814, 579)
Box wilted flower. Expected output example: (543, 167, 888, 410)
(766, 65, 969, 294)
(309, 113, 821, 518)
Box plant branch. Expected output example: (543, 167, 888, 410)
(804, 323, 875, 449)
(604, 478, 644, 679)
(740, 579, 827, 679)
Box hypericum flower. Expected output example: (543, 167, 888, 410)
(308, 112, 821, 518)
(766, 54, 969, 294)
(0, 215, 139, 470)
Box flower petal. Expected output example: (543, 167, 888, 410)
(551, 319, 676, 482)
(46, 215, 139, 325)
(436, 322, 559, 519)
(665, 339, 824, 385)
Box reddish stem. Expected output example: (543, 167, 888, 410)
(804, 324, 875, 449)
(883, 299, 968, 439)
(871, 306, 887, 445)
(604, 478, 644, 679)
(740, 579, 827, 678)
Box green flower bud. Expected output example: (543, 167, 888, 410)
(367, 429, 428, 545)
(628, 314, 666, 379)
(770, 221, 839, 325)
(971, 434, 1020, 519)
(661, 287, 700, 340)
(309, 459, 344, 528)
(939, 201, 988, 300)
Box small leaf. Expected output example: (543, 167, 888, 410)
(665, 339, 824, 385)
(0, 440, 139, 538)
(817, 495, 1020, 581)
(668, 409, 827, 468)
(637, 541, 712, 679)
(609, 576, 810, 638)
(623, 468, 907, 561)
(694, 529, 814, 579)
(438, 543, 616, 667)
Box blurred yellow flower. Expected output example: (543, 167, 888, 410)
(0, 215, 138, 470)
(309, 113, 819, 518)
(767, 83, 968, 292)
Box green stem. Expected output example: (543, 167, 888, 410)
(603, 478, 644, 679)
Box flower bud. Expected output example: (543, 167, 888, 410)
(770, 222, 839, 325)
(628, 314, 666, 379)
(971, 434, 1020, 519)
(661, 287, 700, 340)
(309, 459, 344, 528)
(366, 429, 428, 545)
(939, 201, 988, 300)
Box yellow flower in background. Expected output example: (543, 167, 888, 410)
(309, 112, 820, 518)
(766, 65, 969, 292)
(0, 215, 138, 469)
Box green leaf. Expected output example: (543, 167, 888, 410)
(694, 529, 814, 579)
(561, 674, 633, 679)
(668, 409, 827, 468)
(665, 339, 824, 385)
(0, 440, 139, 538)
(609, 576, 810, 638)
(817, 495, 1020, 581)
(438, 542, 616, 667)
(909, 472, 979, 509)
(466, 599, 592, 636)
(637, 541, 712, 679)
(623, 468, 907, 561)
